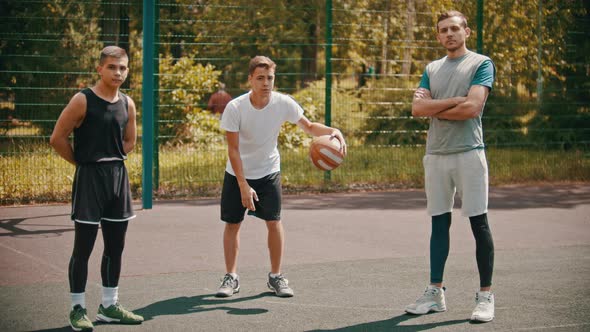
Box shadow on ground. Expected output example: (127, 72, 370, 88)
(31, 292, 272, 332)
(0, 214, 73, 238)
(133, 292, 271, 321)
(308, 313, 470, 331)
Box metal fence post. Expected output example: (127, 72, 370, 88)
(324, 0, 333, 182)
(153, 1, 160, 191)
(142, 0, 155, 209)
(476, 0, 483, 54)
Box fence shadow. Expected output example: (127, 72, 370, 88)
(0, 214, 73, 238)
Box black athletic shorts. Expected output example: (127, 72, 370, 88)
(221, 171, 282, 223)
(71, 161, 135, 224)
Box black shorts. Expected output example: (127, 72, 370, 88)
(221, 171, 282, 223)
(71, 161, 135, 225)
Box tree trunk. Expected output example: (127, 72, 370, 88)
(380, 0, 392, 77)
(301, 9, 319, 88)
(402, 0, 416, 77)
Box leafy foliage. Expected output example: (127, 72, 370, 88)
(0, 1, 102, 134)
(158, 54, 221, 146)
(1, 0, 588, 203)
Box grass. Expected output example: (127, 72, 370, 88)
(1, 146, 589, 205)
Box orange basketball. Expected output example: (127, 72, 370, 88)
(309, 135, 344, 171)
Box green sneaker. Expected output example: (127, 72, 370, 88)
(69, 305, 93, 331)
(96, 303, 144, 324)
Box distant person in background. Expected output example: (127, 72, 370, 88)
(50, 46, 143, 331)
(207, 82, 232, 116)
(405, 10, 496, 323)
(358, 63, 367, 89)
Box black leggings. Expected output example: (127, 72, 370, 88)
(469, 213, 494, 287)
(430, 212, 451, 284)
(430, 213, 494, 287)
(69, 221, 128, 293)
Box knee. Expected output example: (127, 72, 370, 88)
(71, 245, 93, 262)
(265, 220, 282, 232)
(225, 223, 241, 234)
(103, 247, 124, 260)
(469, 214, 491, 232)
(103, 240, 125, 258)
(71, 251, 91, 263)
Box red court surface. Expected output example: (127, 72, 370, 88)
(1, 184, 589, 331)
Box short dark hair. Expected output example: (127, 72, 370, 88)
(437, 11, 468, 30)
(248, 56, 276, 75)
(99, 46, 128, 65)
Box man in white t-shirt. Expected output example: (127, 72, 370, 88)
(216, 55, 347, 298)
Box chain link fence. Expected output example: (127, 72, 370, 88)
(1, 0, 589, 205)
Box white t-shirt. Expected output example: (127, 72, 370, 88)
(220, 91, 304, 179)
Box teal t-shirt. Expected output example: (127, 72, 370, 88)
(418, 51, 495, 155)
(419, 59, 494, 91)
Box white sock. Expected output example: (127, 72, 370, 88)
(269, 272, 281, 278)
(71, 292, 85, 309)
(228, 273, 238, 279)
(102, 286, 119, 308)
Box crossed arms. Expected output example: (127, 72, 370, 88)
(411, 84, 490, 120)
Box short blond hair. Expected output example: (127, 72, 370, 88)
(248, 56, 276, 75)
(99, 46, 128, 65)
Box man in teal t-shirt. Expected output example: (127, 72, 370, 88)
(405, 10, 496, 323)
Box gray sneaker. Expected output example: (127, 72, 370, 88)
(267, 273, 294, 297)
(216, 273, 240, 297)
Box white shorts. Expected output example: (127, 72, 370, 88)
(423, 149, 488, 217)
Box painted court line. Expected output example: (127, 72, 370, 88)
(512, 323, 590, 330)
(0, 241, 63, 274)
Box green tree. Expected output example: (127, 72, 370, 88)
(158, 54, 221, 146)
(1, 1, 102, 136)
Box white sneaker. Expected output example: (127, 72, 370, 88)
(471, 291, 495, 322)
(405, 285, 447, 314)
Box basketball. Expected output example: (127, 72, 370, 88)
(309, 135, 344, 171)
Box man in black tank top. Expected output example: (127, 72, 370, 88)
(50, 46, 143, 330)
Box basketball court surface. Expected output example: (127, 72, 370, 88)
(1, 184, 589, 331)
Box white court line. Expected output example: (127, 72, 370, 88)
(512, 323, 590, 330)
(0, 241, 101, 288)
(0, 241, 63, 274)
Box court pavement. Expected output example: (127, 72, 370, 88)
(1, 184, 589, 331)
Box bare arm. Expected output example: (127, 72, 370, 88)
(434, 85, 490, 120)
(49, 93, 86, 165)
(296, 116, 347, 155)
(411, 88, 466, 117)
(124, 96, 137, 154)
(226, 131, 258, 211)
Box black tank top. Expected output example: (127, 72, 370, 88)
(74, 88, 129, 164)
